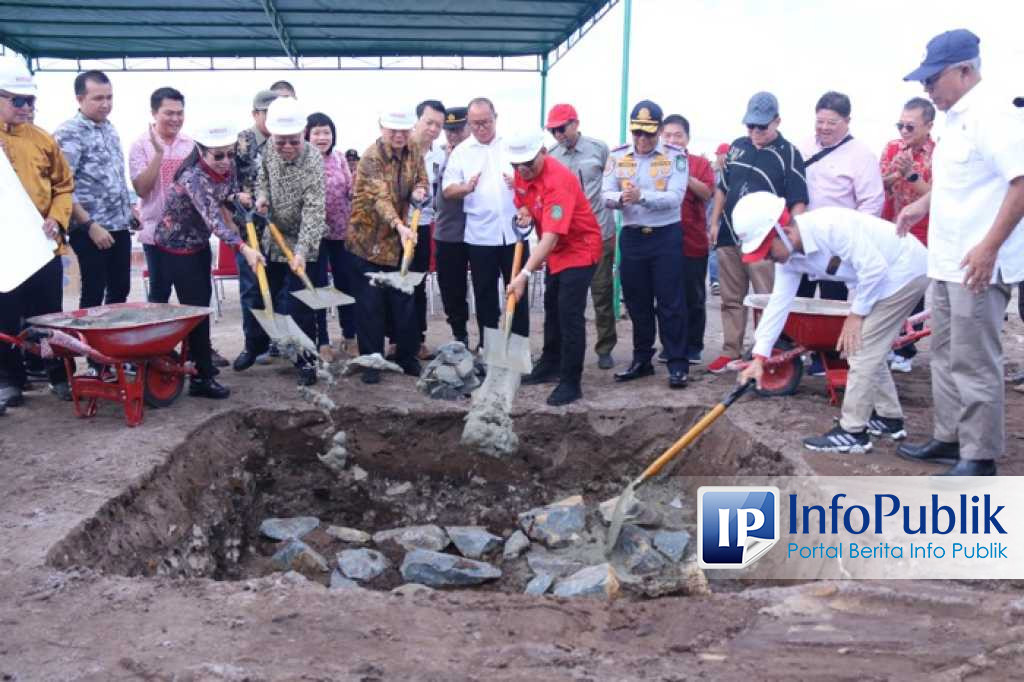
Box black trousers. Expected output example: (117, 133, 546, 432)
(1, 256, 65, 388)
(468, 242, 529, 342)
(411, 223, 431, 344)
(311, 238, 358, 347)
(68, 229, 132, 309)
(143, 243, 172, 303)
(797, 275, 848, 301)
(619, 224, 688, 374)
(541, 265, 596, 385)
(434, 239, 477, 342)
(246, 261, 317, 367)
(351, 255, 418, 365)
(153, 247, 214, 379)
(235, 249, 261, 352)
(682, 255, 707, 355)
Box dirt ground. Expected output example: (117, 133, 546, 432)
(1, 271, 1023, 681)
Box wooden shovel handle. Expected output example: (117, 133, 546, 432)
(268, 222, 316, 290)
(505, 240, 524, 316)
(245, 221, 273, 314)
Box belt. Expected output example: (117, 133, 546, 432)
(624, 224, 661, 235)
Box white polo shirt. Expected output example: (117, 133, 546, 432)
(442, 133, 518, 246)
(930, 81, 1024, 284)
(752, 207, 928, 358)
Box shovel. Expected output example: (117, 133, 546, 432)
(367, 206, 428, 293)
(604, 380, 756, 556)
(266, 222, 354, 310)
(241, 212, 317, 355)
(482, 220, 534, 374)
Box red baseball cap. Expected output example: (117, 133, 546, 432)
(546, 103, 578, 129)
(715, 143, 730, 155)
(741, 206, 790, 263)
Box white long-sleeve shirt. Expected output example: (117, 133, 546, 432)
(752, 207, 928, 358)
(441, 134, 518, 246)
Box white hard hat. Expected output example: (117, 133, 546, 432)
(378, 109, 416, 131)
(505, 130, 546, 164)
(266, 97, 306, 135)
(733, 192, 786, 258)
(0, 59, 37, 96)
(193, 120, 240, 148)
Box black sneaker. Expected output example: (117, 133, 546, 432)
(546, 382, 582, 406)
(268, 342, 281, 358)
(0, 384, 24, 407)
(233, 350, 258, 372)
(522, 358, 560, 385)
(866, 411, 907, 440)
(297, 365, 317, 386)
(803, 425, 872, 453)
(188, 377, 231, 399)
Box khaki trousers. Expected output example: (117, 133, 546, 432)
(717, 245, 774, 358)
(930, 278, 1011, 461)
(839, 275, 930, 432)
(590, 236, 617, 355)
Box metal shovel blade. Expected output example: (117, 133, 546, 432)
(482, 326, 533, 374)
(289, 287, 355, 310)
(604, 479, 642, 556)
(251, 309, 317, 355)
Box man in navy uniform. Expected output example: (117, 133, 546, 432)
(601, 100, 690, 388)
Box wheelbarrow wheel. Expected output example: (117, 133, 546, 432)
(754, 349, 803, 398)
(143, 352, 185, 408)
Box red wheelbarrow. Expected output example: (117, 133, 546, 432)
(741, 294, 931, 405)
(0, 302, 210, 426)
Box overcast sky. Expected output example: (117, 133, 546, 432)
(7, 0, 1023, 160)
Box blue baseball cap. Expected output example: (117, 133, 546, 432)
(904, 29, 980, 82)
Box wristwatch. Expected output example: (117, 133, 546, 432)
(905, 172, 920, 182)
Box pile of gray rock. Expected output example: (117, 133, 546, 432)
(416, 342, 480, 400)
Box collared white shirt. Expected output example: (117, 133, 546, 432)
(442, 133, 518, 246)
(752, 207, 928, 358)
(929, 80, 1024, 284)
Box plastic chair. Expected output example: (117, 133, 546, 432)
(210, 239, 239, 319)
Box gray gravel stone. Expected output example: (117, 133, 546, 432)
(260, 516, 319, 541)
(518, 495, 586, 548)
(373, 525, 450, 552)
(446, 526, 503, 559)
(618, 525, 667, 575)
(325, 525, 371, 545)
(526, 549, 587, 578)
(503, 530, 531, 560)
(399, 549, 502, 587)
(329, 569, 361, 590)
(598, 496, 663, 527)
(653, 530, 691, 562)
(272, 539, 329, 573)
(552, 563, 621, 599)
(524, 573, 554, 596)
(337, 548, 390, 581)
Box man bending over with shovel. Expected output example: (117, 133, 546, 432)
(735, 191, 929, 454)
(346, 109, 429, 384)
(506, 131, 602, 406)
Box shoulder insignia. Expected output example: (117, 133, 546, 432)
(674, 155, 687, 172)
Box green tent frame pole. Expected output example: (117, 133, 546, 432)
(539, 54, 549, 127)
(612, 0, 632, 319)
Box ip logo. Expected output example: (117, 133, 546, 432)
(698, 486, 779, 569)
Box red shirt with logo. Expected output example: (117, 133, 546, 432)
(513, 155, 602, 274)
(879, 137, 933, 246)
(680, 153, 714, 258)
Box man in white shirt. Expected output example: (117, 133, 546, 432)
(735, 192, 929, 455)
(441, 97, 528, 342)
(895, 29, 1024, 476)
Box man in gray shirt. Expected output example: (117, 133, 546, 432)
(433, 106, 476, 348)
(546, 104, 617, 369)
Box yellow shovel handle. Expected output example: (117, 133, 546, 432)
(245, 221, 273, 313)
(268, 222, 315, 290)
(638, 403, 727, 482)
(503, 240, 525, 324)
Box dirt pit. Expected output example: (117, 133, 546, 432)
(45, 405, 790, 598)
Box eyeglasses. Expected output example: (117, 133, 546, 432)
(468, 118, 494, 130)
(631, 130, 657, 139)
(207, 150, 236, 161)
(548, 123, 573, 135)
(0, 93, 36, 108)
(895, 122, 916, 133)
(746, 123, 769, 132)
(274, 137, 302, 147)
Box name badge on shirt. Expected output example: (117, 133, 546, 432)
(650, 156, 671, 178)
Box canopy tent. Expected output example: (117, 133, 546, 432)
(1, 0, 634, 314)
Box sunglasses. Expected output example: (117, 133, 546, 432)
(207, 150, 236, 161)
(895, 122, 916, 133)
(274, 138, 302, 147)
(631, 130, 657, 139)
(746, 123, 769, 132)
(548, 122, 573, 135)
(0, 93, 36, 108)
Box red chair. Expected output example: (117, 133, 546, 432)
(211, 239, 239, 319)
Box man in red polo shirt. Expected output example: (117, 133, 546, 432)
(505, 131, 602, 406)
(662, 114, 715, 364)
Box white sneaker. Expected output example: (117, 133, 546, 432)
(890, 355, 913, 373)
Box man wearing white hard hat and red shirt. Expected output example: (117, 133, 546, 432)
(347, 108, 429, 384)
(506, 131, 602, 406)
(735, 191, 929, 455)
(242, 96, 326, 386)
(0, 60, 74, 409)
